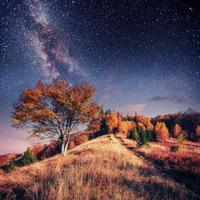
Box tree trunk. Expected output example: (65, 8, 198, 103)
(63, 141, 69, 157)
(61, 141, 69, 156)
(60, 133, 69, 156)
(61, 142, 65, 155)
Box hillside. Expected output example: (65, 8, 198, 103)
(0, 153, 19, 167)
(0, 131, 93, 170)
(0, 134, 198, 200)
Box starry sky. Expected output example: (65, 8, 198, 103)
(0, 0, 200, 154)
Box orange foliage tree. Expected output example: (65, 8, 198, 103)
(173, 124, 182, 138)
(134, 114, 154, 130)
(106, 112, 121, 133)
(12, 79, 100, 156)
(118, 121, 136, 136)
(87, 107, 105, 131)
(195, 125, 200, 140)
(155, 122, 169, 141)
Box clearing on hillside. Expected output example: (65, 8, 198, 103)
(0, 134, 198, 200)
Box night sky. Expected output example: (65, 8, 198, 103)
(0, 0, 200, 154)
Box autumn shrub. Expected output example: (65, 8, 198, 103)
(2, 159, 15, 173)
(68, 140, 76, 149)
(20, 148, 37, 166)
(73, 134, 89, 146)
(170, 133, 186, 152)
(155, 122, 169, 141)
(173, 124, 182, 138)
(195, 125, 200, 141)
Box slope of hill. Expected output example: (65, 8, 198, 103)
(0, 131, 92, 171)
(0, 134, 198, 200)
(0, 153, 20, 174)
(0, 153, 19, 167)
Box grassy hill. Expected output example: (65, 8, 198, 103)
(0, 134, 199, 200)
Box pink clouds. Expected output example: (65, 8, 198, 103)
(118, 103, 146, 114)
(0, 119, 35, 154)
(0, 136, 30, 155)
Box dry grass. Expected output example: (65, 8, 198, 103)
(117, 134, 200, 199)
(0, 134, 195, 200)
(120, 136, 200, 174)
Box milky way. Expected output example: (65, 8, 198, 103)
(0, 0, 200, 153)
(27, 0, 83, 81)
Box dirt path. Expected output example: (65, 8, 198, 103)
(115, 134, 200, 200)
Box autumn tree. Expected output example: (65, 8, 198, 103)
(137, 122, 146, 131)
(87, 106, 104, 131)
(87, 116, 102, 131)
(118, 121, 136, 136)
(173, 124, 182, 138)
(106, 112, 121, 133)
(12, 79, 100, 156)
(195, 125, 200, 141)
(134, 114, 154, 130)
(155, 122, 169, 141)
